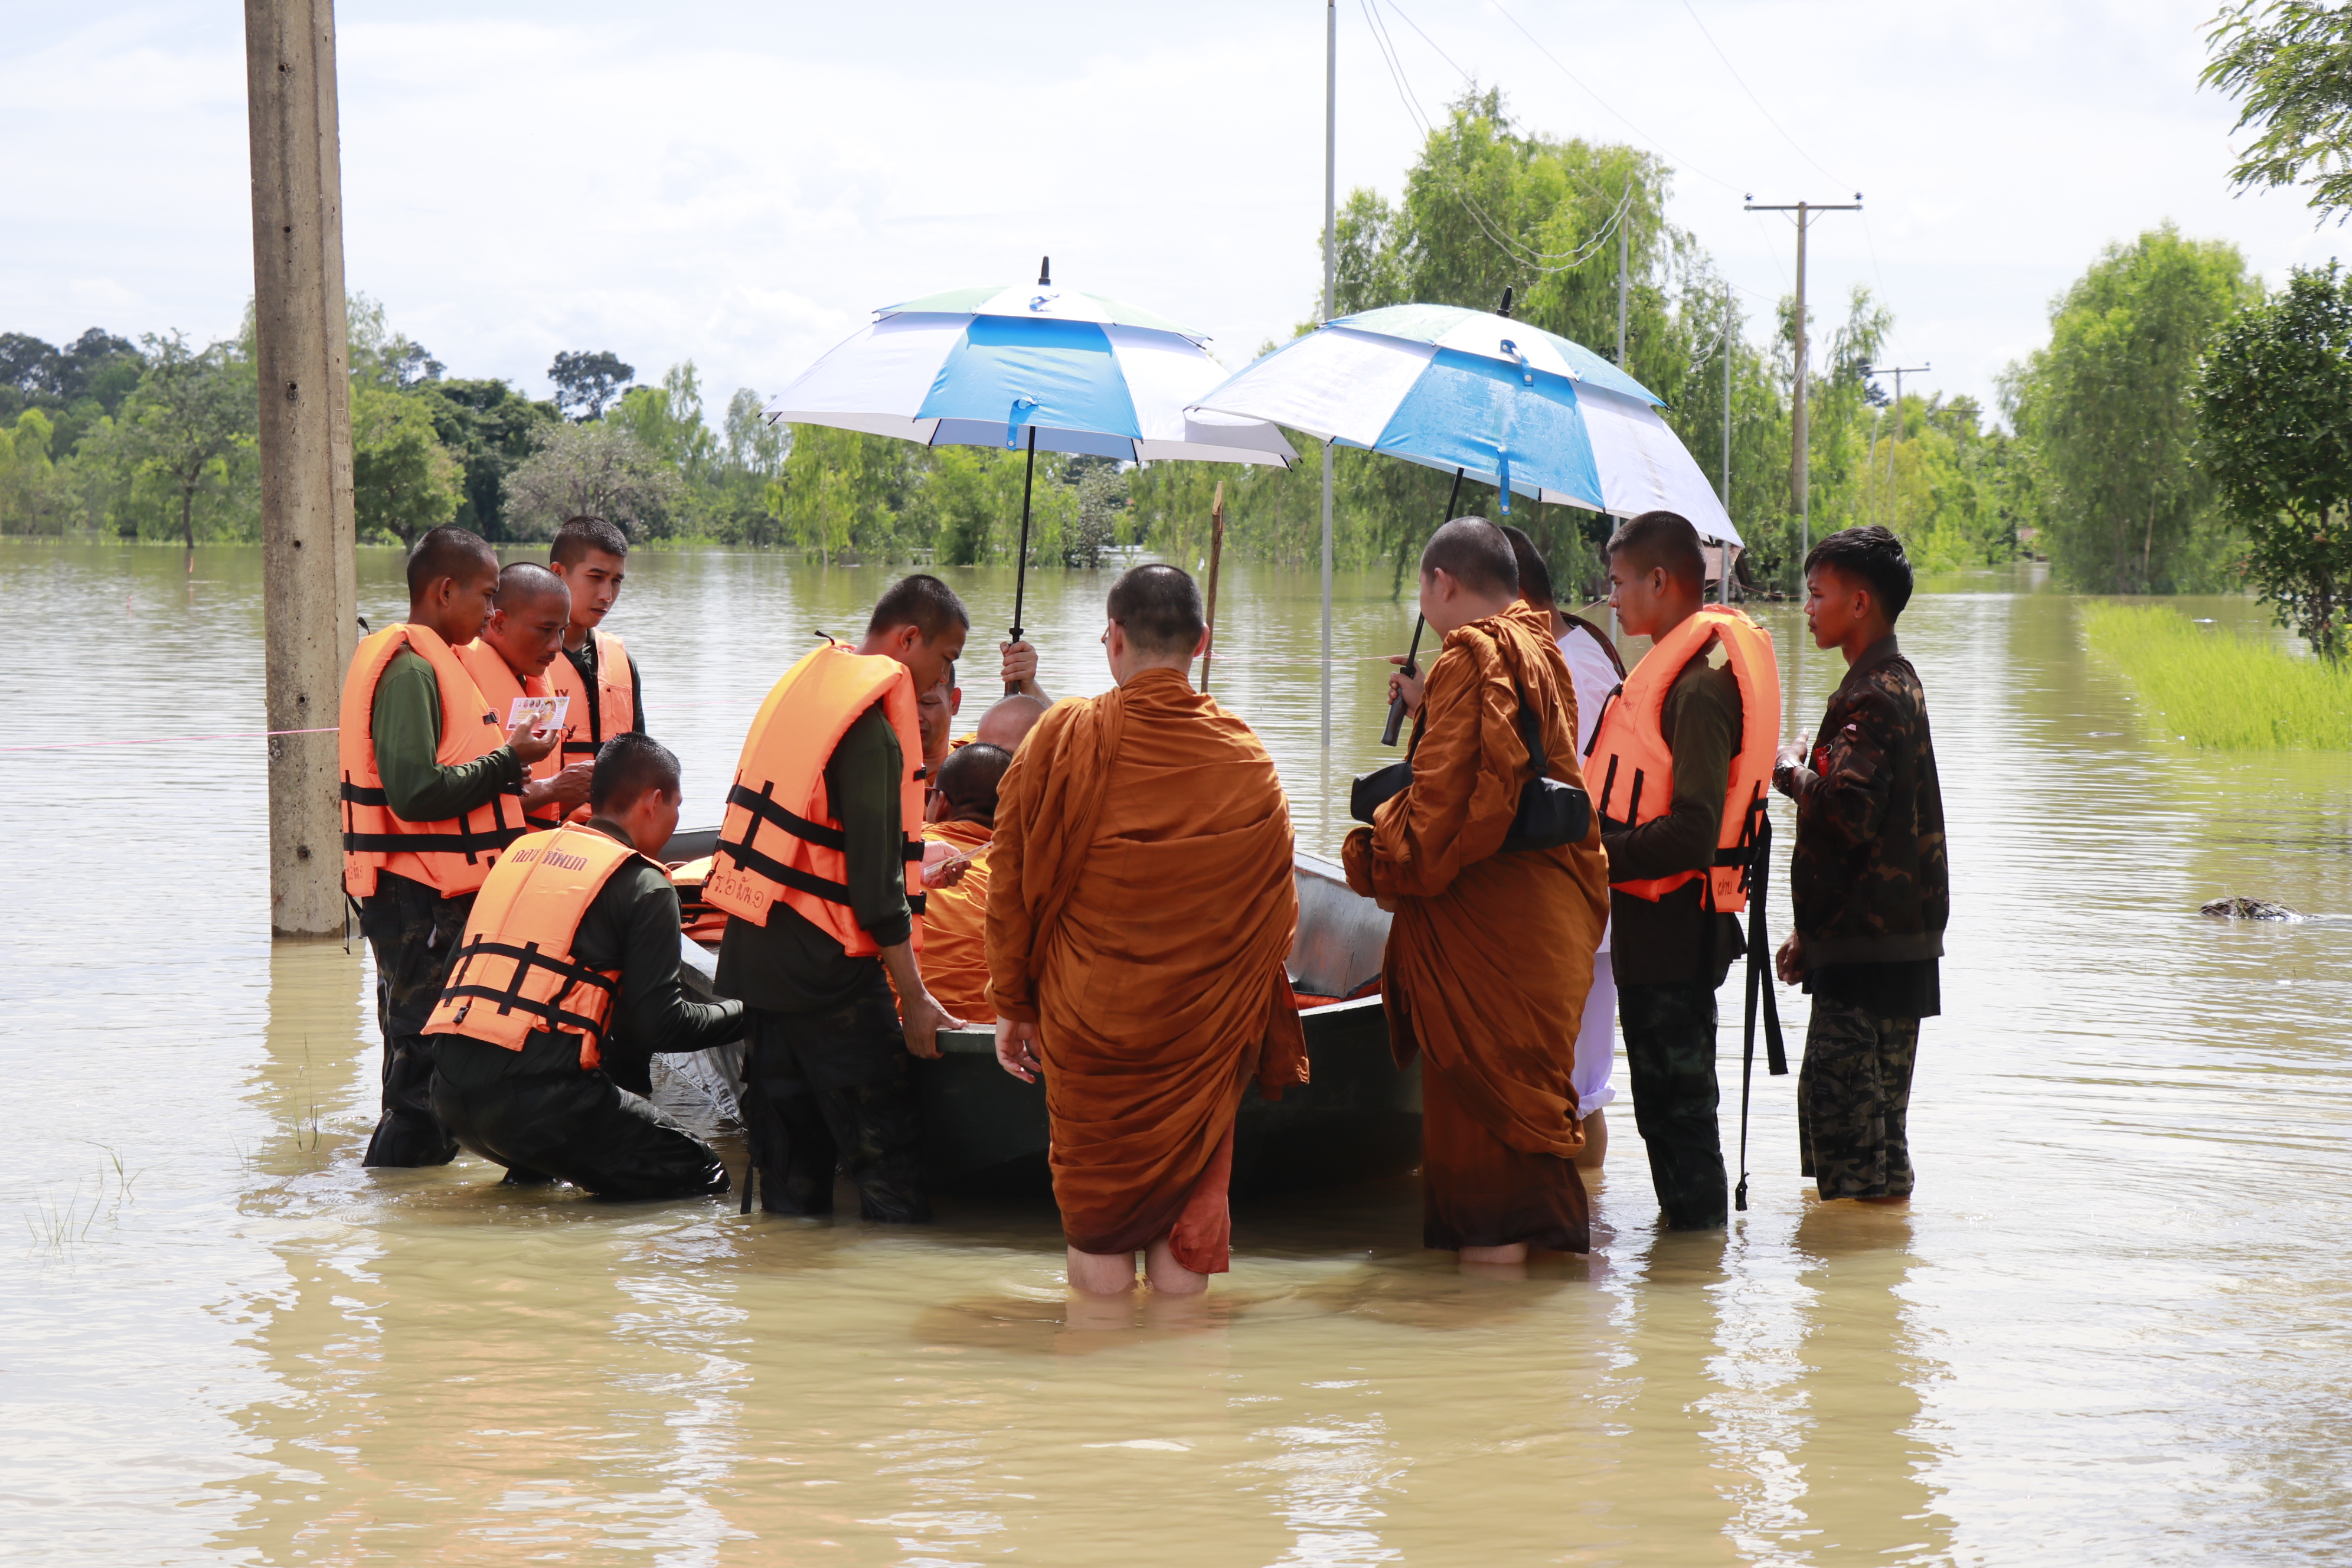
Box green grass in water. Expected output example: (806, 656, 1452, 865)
(2081, 603, 2352, 750)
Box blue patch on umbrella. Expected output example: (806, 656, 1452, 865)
(1368, 349, 1603, 509)
(917, 315, 1142, 442)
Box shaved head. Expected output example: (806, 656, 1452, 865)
(975, 694, 1048, 750)
(936, 741, 1012, 825)
(495, 560, 569, 611)
(1419, 517, 1519, 597)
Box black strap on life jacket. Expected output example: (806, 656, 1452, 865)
(439, 935, 620, 1037)
(1732, 806, 1788, 1214)
(339, 779, 528, 861)
(715, 783, 927, 915)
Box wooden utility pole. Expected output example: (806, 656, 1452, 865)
(1745, 197, 1861, 564)
(246, 0, 358, 938)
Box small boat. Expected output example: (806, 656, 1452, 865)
(656, 829, 1419, 1197)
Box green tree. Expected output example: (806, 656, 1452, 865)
(503, 420, 683, 540)
(549, 350, 634, 421)
(2003, 226, 2258, 592)
(116, 332, 253, 561)
(2197, 262, 2352, 661)
(415, 378, 560, 539)
(350, 384, 463, 545)
(2204, 2, 2352, 222)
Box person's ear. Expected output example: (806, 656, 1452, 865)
(1192, 625, 1210, 659)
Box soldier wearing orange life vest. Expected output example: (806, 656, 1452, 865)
(455, 563, 596, 828)
(1587, 510, 1781, 1231)
(426, 733, 745, 1199)
(711, 574, 970, 1223)
(341, 528, 569, 1168)
(547, 517, 643, 775)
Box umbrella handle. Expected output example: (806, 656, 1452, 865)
(1008, 425, 1037, 695)
(1379, 468, 1467, 746)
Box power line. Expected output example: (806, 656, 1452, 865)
(1676, 0, 1851, 191)
(1357, 0, 1636, 276)
(1487, 0, 1746, 195)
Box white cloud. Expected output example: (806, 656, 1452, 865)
(1, 0, 2333, 423)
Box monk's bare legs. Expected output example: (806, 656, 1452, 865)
(1574, 1107, 1608, 1170)
(1067, 1246, 1135, 1295)
(1066, 1235, 1209, 1296)
(1144, 1236, 1209, 1295)
(1459, 1243, 1529, 1265)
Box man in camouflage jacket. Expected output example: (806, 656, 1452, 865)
(1772, 527, 1947, 1203)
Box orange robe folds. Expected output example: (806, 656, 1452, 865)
(919, 818, 995, 1024)
(985, 667, 1304, 1273)
(1344, 600, 1610, 1252)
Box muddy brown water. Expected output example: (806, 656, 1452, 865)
(4, 541, 2350, 1564)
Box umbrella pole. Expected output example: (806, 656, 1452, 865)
(1200, 482, 1226, 691)
(1008, 425, 1036, 695)
(1380, 467, 1466, 746)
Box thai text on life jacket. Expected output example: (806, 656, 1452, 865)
(338, 623, 528, 900)
(1583, 605, 1782, 913)
(423, 822, 654, 1070)
(703, 642, 927, 958)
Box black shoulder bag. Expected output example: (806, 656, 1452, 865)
(1351, 680, 1592, 851)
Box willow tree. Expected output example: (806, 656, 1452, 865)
(2199, 263, 2352, 661)
(2004, 226, 2256, 593)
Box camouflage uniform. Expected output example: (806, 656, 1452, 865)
(1775, 633, 1946, 1201)
(358, 871, 470, 1167)
(1796, 1002, 1919, 1198)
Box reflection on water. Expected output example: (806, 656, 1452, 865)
(5, 541, 2352, 1564)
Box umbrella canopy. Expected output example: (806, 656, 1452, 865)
(765, 285, 1297, 468)
(1189, 302, 1739, 544)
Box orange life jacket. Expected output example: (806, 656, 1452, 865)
(422, 822, 652, 1071)
(339, 624, 529, 900)
(1584, 606, 1782, 912)
(704, 642, 927, 957)
(549, 628, 633, 765)
(455, 639, 564, 828)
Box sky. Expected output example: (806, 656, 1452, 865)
(3, 0, 2338, 428)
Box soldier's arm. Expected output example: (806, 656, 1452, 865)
(829, 705, 914, 949)
(610, 865, 742, 1053)
(1788, 682, 1903, 845)
(371, 651, 525, 822)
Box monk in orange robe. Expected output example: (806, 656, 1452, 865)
(987, 564, 1304, 1298)
(1347, 518, 1611, 1262)
(914, 741, 1012, 1024)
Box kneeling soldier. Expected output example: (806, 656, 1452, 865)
(426, 733, 744, 1200)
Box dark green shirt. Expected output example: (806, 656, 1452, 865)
(713, 703, 914, 1013)
(1602, 652, 1745, 988)
(371, 646, 525, 822)
(435, 818, 744, 1086)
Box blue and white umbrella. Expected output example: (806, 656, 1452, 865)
(767, 277, 1297, 468)
(765, 263, 1296, 674)
(1188, 301, 1739, 545)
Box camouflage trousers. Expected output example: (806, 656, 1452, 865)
(1797, 999, 1920, 1200)
(1617, 982, 1728, 1230)
(356, 872, 471, 1168)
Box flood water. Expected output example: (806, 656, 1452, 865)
(5, 539, 2350, 1564)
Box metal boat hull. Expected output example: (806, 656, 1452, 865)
(658, 835, 1414, 1197)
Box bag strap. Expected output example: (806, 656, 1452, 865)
(1733, 808, 1788, 1213)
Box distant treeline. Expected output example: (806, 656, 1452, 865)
(5, 84, 2333, 612)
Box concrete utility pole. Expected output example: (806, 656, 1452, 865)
(1321, 0, 1337, 750)
(1745, 196, 1861, 564)
(1872, 361, 1930, 488)
(246, 0, 358, 938)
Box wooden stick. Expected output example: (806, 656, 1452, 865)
(1200, 481, 1226, 691)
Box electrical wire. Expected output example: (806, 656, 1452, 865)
(1675, 0, 1851, 191)
(1486, 0, 1747, 196)
(1357, 0, 1633, 276)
